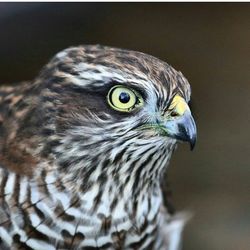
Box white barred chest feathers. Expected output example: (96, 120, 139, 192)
(0, 45, 196, 250)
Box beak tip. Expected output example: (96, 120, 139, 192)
(190, 142, 195, 151)
(189, 136, 196, 151)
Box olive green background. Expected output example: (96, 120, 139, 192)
(0, 3, 249, 250)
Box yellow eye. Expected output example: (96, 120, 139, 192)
(107, 85, 143, 112)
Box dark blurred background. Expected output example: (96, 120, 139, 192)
(0, 3, 249, 250)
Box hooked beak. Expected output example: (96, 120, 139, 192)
(162, 95, 197, 150)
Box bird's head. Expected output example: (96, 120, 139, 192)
(32, 45, 196, 193)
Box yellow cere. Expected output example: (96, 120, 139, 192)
(107, 85, 143, 112)
(169, 95, 189, 116)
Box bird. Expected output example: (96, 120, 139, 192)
(0, 45, 196, 250)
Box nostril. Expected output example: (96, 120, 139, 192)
(170, 111, 180, 117)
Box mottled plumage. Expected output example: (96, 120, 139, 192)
(0, 45, 196, 250)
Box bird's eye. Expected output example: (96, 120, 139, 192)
(107, 85, 143, 112)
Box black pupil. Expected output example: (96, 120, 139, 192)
(119, 92, 130, 103)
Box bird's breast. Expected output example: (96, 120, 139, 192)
(0, 167, 165, 250)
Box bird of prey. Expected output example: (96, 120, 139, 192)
(0, 45, 196, 250)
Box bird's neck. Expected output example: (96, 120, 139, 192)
(45, 162, 164, 226)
